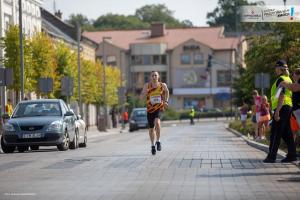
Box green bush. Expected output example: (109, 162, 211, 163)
(161, 107, 180, 120)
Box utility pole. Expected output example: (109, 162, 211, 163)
(102, 37, 111, 130)
(19, 0, 24, 101)
(283, 0, 287, 6)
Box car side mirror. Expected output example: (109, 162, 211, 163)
(64, 111, 74, 117)
(76, 115, 82, 120)
(2, 113, 10, 119)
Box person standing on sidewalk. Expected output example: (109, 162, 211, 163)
(189, 107, 195, 125)
(264, 60, 296, 163)
(252, 90, 261, 139)
(258, 95, 271, 140)
(240, 101, 248, 131)
(5, 99, 13, 117)
(280, 67, 300, 139)
(140, 71, 169, 155)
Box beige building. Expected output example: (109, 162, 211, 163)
(84, 23, 246, 110)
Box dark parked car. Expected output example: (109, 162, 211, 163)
(129, 108, 148, 132)
(1, 99, 80, 153)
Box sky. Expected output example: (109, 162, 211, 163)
(42, 0, 300, 27)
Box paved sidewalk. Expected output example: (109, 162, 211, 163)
(87, 125, 128, 139)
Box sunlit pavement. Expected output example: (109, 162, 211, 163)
(0, 121, 299, 200)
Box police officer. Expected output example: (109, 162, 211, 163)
(190, 107, 195, 125)
(263, 60, 296, 163)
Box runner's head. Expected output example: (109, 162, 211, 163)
(150, 71, 160, 82)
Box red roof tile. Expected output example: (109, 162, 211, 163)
(83, 27, 240, 50)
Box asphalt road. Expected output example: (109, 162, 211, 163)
(0, 121, 299, 200)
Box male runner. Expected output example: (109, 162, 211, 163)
(140, 71, 169, 155)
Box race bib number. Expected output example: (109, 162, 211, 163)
(150, 95, 162, 105)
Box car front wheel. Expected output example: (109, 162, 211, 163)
(57, 131, 70, 151)
(1, 137, 15, 153)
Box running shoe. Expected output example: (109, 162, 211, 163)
(156, 141, 161, 151)
(151, 146, 156, 155)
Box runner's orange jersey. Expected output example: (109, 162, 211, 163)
(146, 82, 165, 113)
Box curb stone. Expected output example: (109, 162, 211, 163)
(226, 126, 286, 159)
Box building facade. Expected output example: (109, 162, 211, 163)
(0, 0, 42, 39)
(41, 8, 97, 62)
(84, 24, 247, 110)
(0, 0, 42, 114)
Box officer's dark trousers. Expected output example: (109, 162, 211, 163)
(268, 105, 296, 160)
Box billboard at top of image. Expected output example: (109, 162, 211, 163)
(240, 5, 300, 22)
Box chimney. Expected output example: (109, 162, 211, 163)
(150, 22, 165, 37)
(54, 9, 62, 19)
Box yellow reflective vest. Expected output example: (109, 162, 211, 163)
(270, 75, 292, 110)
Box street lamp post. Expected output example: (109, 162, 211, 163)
(77, 23, 82, 116)
(102, 37, 111, 129)
(19, 0, 24, 101)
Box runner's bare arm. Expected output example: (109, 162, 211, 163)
(140, 83, 148, 100)
(162, 83, 169, 102)
(280, 81, 300, 92)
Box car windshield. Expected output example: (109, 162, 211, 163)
(133, 110, 146, 117)
(12, 102, 62, 118)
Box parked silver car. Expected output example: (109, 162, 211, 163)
(1, 99, 79, 153)
(74, 114, 87, 148)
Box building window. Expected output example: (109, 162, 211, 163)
(181, 54, 190, 64)
(153, 55, 160, 64)
(160, 72, 167, 83)
(107, 55, 117, 66)
(142, 55, 151, 65)
(161, 55, 167, 65)
(217, 70, 231, 86)
(144, 72, 151, 83)
(131, 55, 142, 65)
(194, 53, 204, 64)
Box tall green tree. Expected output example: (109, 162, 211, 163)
(135, 4, 193, 28)
(54, 42, 77, 99)
(30, 32, 57, 97)
(233, 23, 300, 105)
(1, 25, 31, 101)
(65, 14, 94, 31)
(93, 14, 148, 30)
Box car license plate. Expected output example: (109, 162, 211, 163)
(138, 124, 146, 127)
(23, 133, 42, 138)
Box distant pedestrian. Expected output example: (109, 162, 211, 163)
(5, 99, 13, 117)
(123, 111, 129, 124)
(250, 104, 257, 139)
(258, 95, 270, 140)
(111, 106, 117, 128)
(263, 60, 296, 163)
(252, 90, 261, 139)
(240, 101, 248, 131)
(189, 107, 195, 125)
